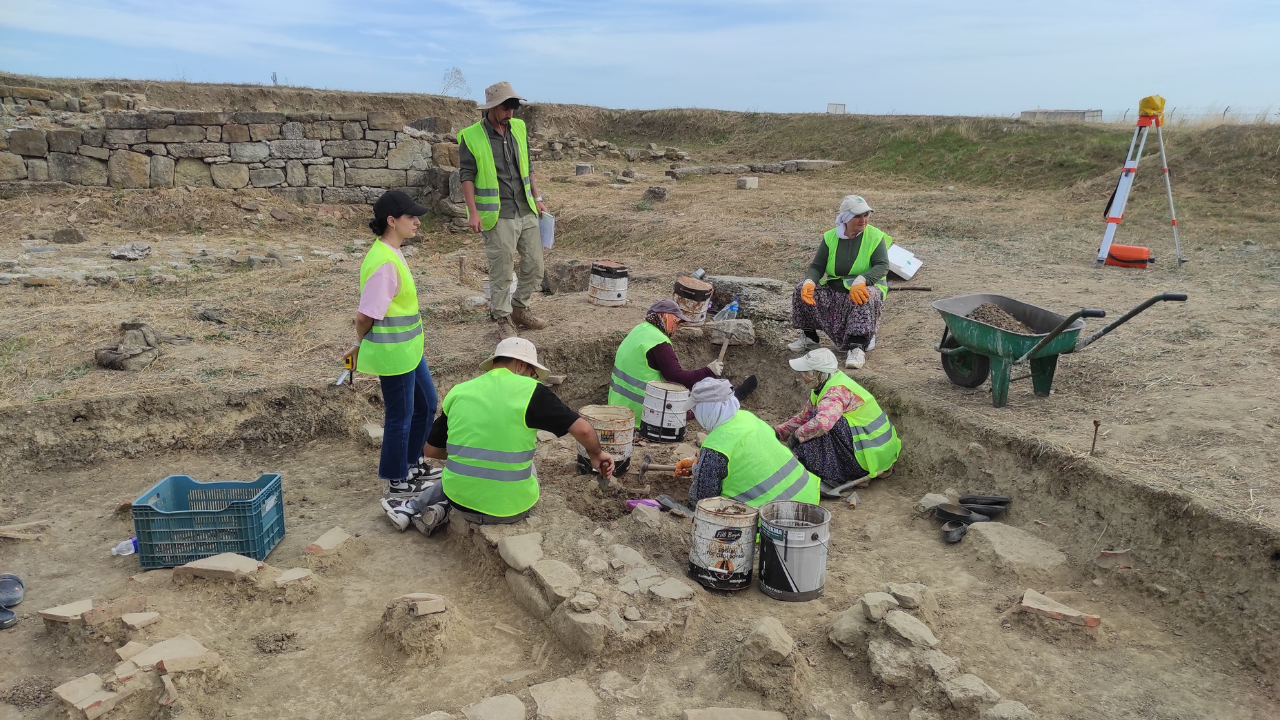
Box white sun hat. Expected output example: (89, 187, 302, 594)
(788, 348, 839, 374)
(838, 194, 873, 215)
(480, 337, 550, 380)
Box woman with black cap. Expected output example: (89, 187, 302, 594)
(342, 190, 440, 498)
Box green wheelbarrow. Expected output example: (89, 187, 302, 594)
(932, 292, 1187, 408)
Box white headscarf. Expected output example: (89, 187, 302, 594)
(690, 378, 739, 432)
(835, 211, 857, 239)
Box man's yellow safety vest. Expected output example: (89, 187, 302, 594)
(608, 322, 671, 427)
(457, 118, 539, 232)
(357, 239, 423, 376)
(822, 224, 893, 300)
(440, 368, 540, 517)
(813, 371, 900, 476)
(703, 410, 819, 507)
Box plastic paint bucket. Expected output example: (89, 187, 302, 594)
(757, 500, 831, 602)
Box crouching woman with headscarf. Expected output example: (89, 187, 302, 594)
(685, 378, 819, 508)
(775, 349, 901, 497)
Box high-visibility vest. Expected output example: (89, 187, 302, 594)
(607, 322, 671, 427)
(822, 224, 893, 300)
(703, 410, 818, 507)
(457, 118, 539, 232)
(813, 371, 901, 476)
(357, 239, 424, 376)
(440, 368, 540, 517)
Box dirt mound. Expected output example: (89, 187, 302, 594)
(967, 302, 1034, 334)
(1, 676, 54, 709)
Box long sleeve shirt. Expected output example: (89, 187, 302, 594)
(775, 385, 863, 444)
(646, 342, 717, 389)
(805, 231, 890, 287)
(458, 116, 533, 219)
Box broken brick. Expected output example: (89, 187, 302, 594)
(39, 599, 94, 623)
(174, 553, 263, 580)
(1020, 588, 1101, 627)
(82, 596, 147, 626)
(159, 675, 179, 706)
(116, 641, 149, 661)
(304, 527, 351, 556)
(157, 650, 221, 674)
(121, 611, 160, 630)
(274, 567, 313, 587)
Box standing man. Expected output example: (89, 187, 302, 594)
(459, 81, 549, 339)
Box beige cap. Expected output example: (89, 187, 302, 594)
(789, 348, 839, 374)
(478, 81, 527, 110)
(480, 337, 550, 380)
(838, 194, 873, 215)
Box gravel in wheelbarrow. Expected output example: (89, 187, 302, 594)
(967, 303, 1035, 335)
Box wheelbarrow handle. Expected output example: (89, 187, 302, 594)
(1081, 309, 1107, 318)
(1075, 291, 1188, 352)
(1014, 309, 1093, 364)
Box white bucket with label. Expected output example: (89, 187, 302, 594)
(757, 500, 830, 602)
(539, 212, 555, 249)
(687, 496, 758, 591)
(639, 380, 689, 442)
(587, 260, 628, 307)
(482, 273, 519, 302)
(575, 404, 634, 475)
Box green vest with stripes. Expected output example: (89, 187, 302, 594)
(608, 322, 672, 427)
(813, 371, 901, 476)
(440, 368, 540, 517)
(822, 225, 893, 299)
(457, 117, 539, 232)
(703, 410, 819, 507)
(357, 239, 423, 376)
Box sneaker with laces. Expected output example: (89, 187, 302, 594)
(788, 335, 819, 352)
(845, 348, 866, 369)
(411, 503, 449, 537)
(380, 497, 417, 532)
(408, 458, 442, 483)
(383, 476, 431, 498)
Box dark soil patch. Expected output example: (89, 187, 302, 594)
(254, 631, 304, 654)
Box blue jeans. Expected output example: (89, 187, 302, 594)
(378, 357, 437, 481)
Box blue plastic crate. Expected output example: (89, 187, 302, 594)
(131, 474, 286, 569)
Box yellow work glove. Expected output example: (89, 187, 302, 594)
(847, 280, 870, 305)
(674, 458, 695, 478)
(800, 280, 816, 306)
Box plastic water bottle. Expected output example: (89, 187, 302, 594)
(111, 538, 138, 556)
(713, 297, 739, 322)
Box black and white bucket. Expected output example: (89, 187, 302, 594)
(639, 380, 689, 442)
(687, 497, 758, 591)
(757, 500, 830, 602)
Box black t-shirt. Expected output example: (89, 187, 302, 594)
(426, 384, 580, 449)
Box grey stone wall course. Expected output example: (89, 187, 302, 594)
(365, 129, 395, 142)
(300, 157, 333, 165)
(174, 157, 212, 187)
(345, 168, 406, 187)
(281, 122, 304, 140)
(79, 145, 111, 160)
(304, 121, 343, 140)
(104, 113, 147, 129)
(130, 143, 168, 156)
(341, 122, 363, 140)
(250, 167, 285, 187)
(286, 112, 326, 122)
(233, 112, 287, 124)
(323, 140, 377, 158)
(306, 164, 333, 187)
(168, 143, 231, 158)
(9, 129, 49, 156)
(286, 159, 306, 186)
(211, 163, 250, 189)
(367, 112, 401, 130)
(229, 142, 270, 163)
(270, 138, 322, 159)
(142, 113, 175, 129)
(265, 159, 286, 168)
(345, 158, 388, 168)
(48, 152, 107, 185)
(329, 112, 368, 121)
(150, 155, 175, 187)
(175, 111, 231, 125)
(148, 125, 206, 143)
(333, 160, 346, 186)
(81, 128, 105, 147)
(222, 124, 250, 143)
(27, 158, 49, 181)
(205, 126, 221, 142)
(104, 129, 146, 145)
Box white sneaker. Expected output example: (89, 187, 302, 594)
(788, 335, 819, 352)
(411, 504, 449, 537)
(867, 336, 876, 351)
(383, 477, 430, 498)
(381, 497, 416, 532)
(845, 348, 866, 369)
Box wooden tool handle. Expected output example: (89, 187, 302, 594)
(717, 337, 730, 363)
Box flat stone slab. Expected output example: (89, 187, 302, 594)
(885, 610, 939, 648)
(531, 559, 581, 605)
(529, 677, 599, 720)
(649, 578, 695, 601)
(82, 596, 147, 626)
(275, 568, 313, 587)
(121, 611, 160, 630)
(967, 523, 1067, 583)
(128, 633, 210, 671)
(304, 527, 351, 556)
(115, 641, 149, 661)
(462, 694, 527, 720)
(175, 552, 263, 580)
(608, 544, 647, 568)
(682, 710, 787, 720)
(53, 674, 123, 720)
(1020, 588, 1100, 627)
(40, 598, 93, 623)
(498, 533, 544, 572)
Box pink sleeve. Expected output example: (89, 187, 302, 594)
(357, 263, 400, 320)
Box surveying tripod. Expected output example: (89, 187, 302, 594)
(1095, 112, 1185, 267)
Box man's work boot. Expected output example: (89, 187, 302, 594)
(511, 306, 548, 330)
(494, 314, 519, 339)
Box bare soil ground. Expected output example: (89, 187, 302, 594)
(2, 156, 1279, 720)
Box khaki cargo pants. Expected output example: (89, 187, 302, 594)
(483, 213, 543, 318)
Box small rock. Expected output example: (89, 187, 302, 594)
(304, 527, 352, 556)
(529, 677, 598, 720)
(739, 616, 793, 664)
(980, 700, 1039, 720)
(642, 186, 669, 202)
(942, 674, 1001, 710)
(885, 610, 939, 648)
(498, 533, 545, 572)
(568, 592, 599, 612)
(916, 493, 949, 513)
(736, 176, 759, 189)
(608, 544, 647, 568)
(631, 504, 661, 528)
(53, 228, 88, 244)
(623, 606, 641, 621)
(462, 694, 527, 720)
(1019, 588, 1101, 627)
(363, 422, 384, 444)
(861, 591, 900, 621)
(649, 578, 695, 601)
(270, 208, 288, 221)
(582, 555, 609, 574)
(531, 559, 582, 605)
(829, 607, 871, 657)
(120, 611, 160, 630)
(110, 241, 151, 260)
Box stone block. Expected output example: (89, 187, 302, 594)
(79, 145, 111, 160)
(9, 129, 48, 156)
(26, 159, 48, 181)
(10, 86, 53, 101)
(682, 711, 786, 720)
(981, 701, 1039, 720)
(176, 552, 262, 580)
(346, 168, 406, 187)
(230, 142, 270, 163)
(549, 604, 609, 655)
(129, 634, 210, 671)
(497, 533, 544, 571)
(250, 167, 285, 188)
(942, 674, 1001, 710)
(462, 694, 526, 720)
(49, 153, 107, 185)
(174, 158, 212, 187)
(868, 637, 928, 687)
(968, 523, 1067, 584)
(147, 125, 205, 143)
(249, 124, 281, 141)
(156, 650, 221, 674)
(211, 163, 250, 189)
(305, 121, 343, 140)
(82, 128, 105, 146)
(286, 159, 306, 186)
(150, 155, 174, 188)
(365, 129, 396, 142)
(650, 578, 695, 600)
(529, 677, 598, 720)
(116, 641, 149, 661)
(341, 122, 363, 140)
(736, 176, 759, 189)
(0, 152, 25, 180)
(1019, 588, 1100, 627)
(346, 158, 388, 168)
(40, 598, 94, 623)
(82, 596, 147, 626)
(575, 163, 593, 176)
(916, 493, 949, 513)
(269, 187, 324, 204)
(108, 150, 150, 188)
(131, 143, 168, 156)
(174, 111, 230, 125)
(531, 559, 580, 605)
(233, 111, 286, 124)
(506, 569, 553, 619)
(306, 164, 333, 187)
(205, 126, 221, 141)
(862, 591, 900, 621)
(281, 121, 304, 140)
(330, 111, 368, 122)
(739, 617, 793, 664)
(47, 129, 82, 153)
(324, 139, 377, 158)
(221, 124, 250, 143)
(121, 611, 160, 630)
(387, 138, 432, 170)
(406, 170, 429, 186)
(433, 142, 459, 167)
(829, 606, 872, 657)
(885, 610, 939, 648)
(168, 143, 230, 159)
(104, 129, 146, 145)
(323, 187, 366, 204)
(366, 112, 400, 130)
(305, 527, 352, 555)
(104, 112, 146, 129)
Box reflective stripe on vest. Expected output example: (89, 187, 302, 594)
(812, 371, 901, 476)
(440, 368, 540, 516)
(356, 240, 424, 376)
(457, 118, 539, 232)
(703, 410, 819, 508)
(607, 322, 673, 426)
(822, 225, 893, 299)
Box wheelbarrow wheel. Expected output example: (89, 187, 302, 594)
(940, 335, 990, 388)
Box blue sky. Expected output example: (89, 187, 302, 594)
(1, 0, 1278, 116)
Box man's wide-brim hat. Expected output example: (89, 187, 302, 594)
(479, 81, 528, 110)
(480, 337, 550, 381)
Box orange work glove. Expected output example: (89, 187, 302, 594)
(674, 458, 695, 478)
(800, 280, 816, 306)
(847, 280, 870, 305)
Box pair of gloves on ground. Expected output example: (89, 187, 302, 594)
(800, 277, 871, 306)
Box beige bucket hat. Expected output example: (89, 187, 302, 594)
(478, 81, 528, 110)
(480, 337, 550, 380)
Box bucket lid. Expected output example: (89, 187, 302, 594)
(647, 381, 688, 394)
(696, 496, 758, 519)
(591, 260, 629, 278)
(673, 275, 713, 298)
(579, 404, 634, 422)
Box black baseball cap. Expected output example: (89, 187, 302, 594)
(373, 189, 429, 220)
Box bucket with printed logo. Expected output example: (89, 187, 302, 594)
(757, 500, 830, 602)
(688, 496, 758, 591)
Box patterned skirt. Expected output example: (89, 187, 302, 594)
(793, 417, 867, 485)
(791, 281, 883, 351)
